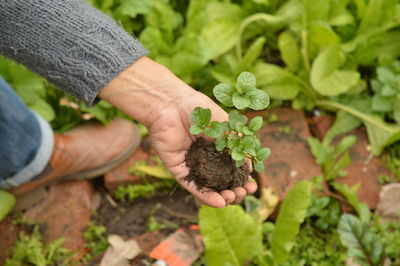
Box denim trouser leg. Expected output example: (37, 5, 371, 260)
(0, 77, 54, 189)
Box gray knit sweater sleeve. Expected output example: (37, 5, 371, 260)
(0, 0, 147, 105)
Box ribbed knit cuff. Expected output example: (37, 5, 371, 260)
(0, 0, 148, 105)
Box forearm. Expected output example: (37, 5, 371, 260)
(0, 0, 147, 105)
(99, 57, 193, 127)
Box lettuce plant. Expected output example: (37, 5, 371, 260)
(190, 72, 270, 172)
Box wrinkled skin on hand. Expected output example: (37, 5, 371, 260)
(147, 89, 257, 208)
(100, 57, 257, 208)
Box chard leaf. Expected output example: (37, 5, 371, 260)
(204, 121, 224, 138)
(247, 88, 270, 110)
(191, 107, 211, 127)
(249, 116, 263, 131)
(253, 63, 301, 100)
(323, 110, 362, 146)
(278, 31, 300, 72)
(310, 45, 360, 96)
(338, 214, 385, 266)
(317, 100, 400, 155)
(232, 92, 250, 110)
(331, 182, 370, 224)
(0, 190, 16, 222)
(238, 37, 266, 71)
(213, 83, 235, 107)
(199, 205, 262, 266)
(237, 72, 256, 92)
(270, 181, 312, 264)
(201, 2, 244, 59)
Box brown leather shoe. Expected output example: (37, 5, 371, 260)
(10, 119, 141, 199)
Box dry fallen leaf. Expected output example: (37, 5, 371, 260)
(256, 187, 279, 222)
(100, 234, 141, 266)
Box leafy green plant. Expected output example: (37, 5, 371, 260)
(190, 71, 271, 171)
(5, 225, 72, 266)
(371, 60, 400, 124)
(0, 190, 15, 222)
(338, 214, 385, 266)
(114, 180, 175, 201)
(306, 195, 341, 230)
(308, 135, 356, 180)
(82, 222, 108, 263)
(199, 181, 312, 266)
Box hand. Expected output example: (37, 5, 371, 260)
(100, 57, 257, 208)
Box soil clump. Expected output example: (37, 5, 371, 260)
(184, 138, 249, 192)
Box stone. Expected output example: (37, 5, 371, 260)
(0, 216, 21, 264)
(24, 180, 96, 251)
(313, 115, 391, 209)
(248, 108, 322, 200)
(376, 183, 400, 220)
(104, 138, 158, 193)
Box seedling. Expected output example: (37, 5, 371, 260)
(190, 72, 271, 172)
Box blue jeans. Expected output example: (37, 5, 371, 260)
(0, 77, 53, 189)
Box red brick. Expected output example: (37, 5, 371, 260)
(24, 180, 96, 251)
(313, 115, 391, 209)
(0, 216, 21, 264)
(104, 138, 158, 193)
(249, 108, 322, 200)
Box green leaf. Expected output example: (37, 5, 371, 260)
(199, 205, 262, 266)
(239, 37, 266, 70)
(0, 190, 16, 222)
(247, 88, 270, 110)
(200, 2, 245, 59)
(323, 110, 362, 146)
(215, 138, 227, 151)
(253, 161, 264, 172)
(338, 214, 385, 266)
(204, 121, 224, 138)
(311, 45, 360, 96)
(232, 92, 250, 110)
(191, 107, 211, 127)
(229, 110, 248, 130)
(235, 159, 246, 167)
(237, 72, 256, 92)
(372, 95, 393, 112)
(278, 31, 300, 72)
(253, 63, 301, 100)
(270, 181, 312, 264)
(317, 100, 400, 155)
(332, 182, 370, 224)
(256, 147, 271, 161)
(249, 116, 263, 131)
(213, 83, 235, 107)
(307, 137, 333, 165)
(30, 99, 55, 122)
(115, 0, 160, 18)
(232, 149, 245, 161)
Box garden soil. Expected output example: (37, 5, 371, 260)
(93, 189, 198, 238)
(184, 138, 249, 192)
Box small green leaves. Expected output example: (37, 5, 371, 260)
(192, 72, 271, 172)
(256, 147, 271, 161)
(213, 83, 235, 107)
(204, 121, 224, 138)
(253, 161, 265, 172)
(191, 107, 211, 127)
(213, 71, 270, 111)
(249, 116, 263, 131)
(247, 87, 270, 110)
(237, 72, 256, 92)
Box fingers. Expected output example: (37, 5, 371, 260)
(232, 187, 247, 204)
(244, 176, 258, 194)
(220, 190, 235, 205)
